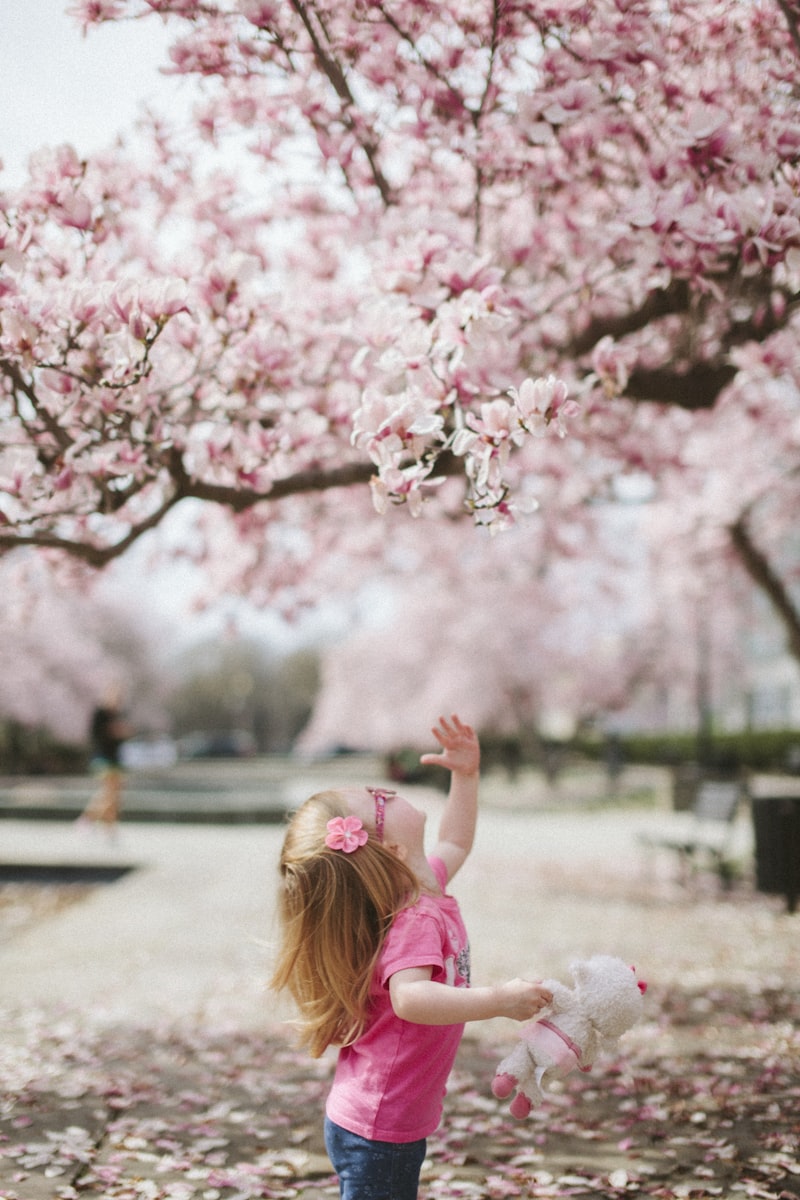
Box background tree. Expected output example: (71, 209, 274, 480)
(0, 553, 167, 743)
(298, 497, 761, 752)
(168, 635, 320, 752)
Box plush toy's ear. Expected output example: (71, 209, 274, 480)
(629, 964, 648, 994)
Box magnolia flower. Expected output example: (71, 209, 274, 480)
(58, 192, 93, 231)
(510, 375, 576, 438)
(370, 461, 437, 517)
(590, 338, 636, 397)
(467, 398, 515, 443)
(352, 388, 445, 459)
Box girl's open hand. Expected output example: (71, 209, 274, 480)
(420, 714, 480, 777)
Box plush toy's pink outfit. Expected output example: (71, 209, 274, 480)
(493, 1018, 595, 1117)
(530, 1019, 591, 1075)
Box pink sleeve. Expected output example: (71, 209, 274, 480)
(378, 903, 445, 988)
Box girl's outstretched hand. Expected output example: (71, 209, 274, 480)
(420, 714, 480, 777)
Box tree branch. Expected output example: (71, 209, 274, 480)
(0, 488, 186, 568)
(775, 0, 800, 57)
(1, 360, 73, 458)
(288, 0, 396, 205)
(0, 452, 467, 566)
(625, 361, 738, 409)
(180, 449, 465, 508)
(184, 458, 378, 510)
(568, 277, 799, 410)
(729, 514, 800, 663)
(567, 280, 691, 357)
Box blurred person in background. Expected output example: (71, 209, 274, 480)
(79, 685, 132, 831)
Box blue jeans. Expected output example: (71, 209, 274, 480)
(324, 1116, 427, 1200)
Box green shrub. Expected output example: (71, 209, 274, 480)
(576, 728, 800, 774)
(0, 721, 86, 775)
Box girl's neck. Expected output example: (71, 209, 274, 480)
(407, 849, 442, 895)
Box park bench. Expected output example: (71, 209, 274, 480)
(638, 779, 748, 888)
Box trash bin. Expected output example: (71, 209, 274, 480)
(752, 795, 800, 914)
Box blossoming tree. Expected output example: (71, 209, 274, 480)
(2, 0, 800, 663)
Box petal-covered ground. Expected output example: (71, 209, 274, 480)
(1, 983, 798, 1200)
(1, 788, 799, 1200)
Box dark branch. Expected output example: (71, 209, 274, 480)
(185, 459, 378, 511)
(0, 451, 466, 566)
(0, 488, 185, 568)
(569, 276, 800, 410)
(289, 0, 395, 205)
(775, 0, 800, 57)
(625, 362, 738, 410)
(730, 514, 800, 663)
(181, 449, 465, 509)
(568, 280, 691, 358)
(1, 360, 73, 457)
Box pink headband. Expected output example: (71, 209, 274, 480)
(366, 786, 396, 844)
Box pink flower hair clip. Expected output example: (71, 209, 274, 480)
(325, 815, 369, 853)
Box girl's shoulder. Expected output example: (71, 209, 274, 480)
(393, 866, 452, 928)
(396, 857, 449, 918)
(428, 855, 448, 892)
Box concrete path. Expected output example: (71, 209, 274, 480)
(0, 820, 280, 1028)
(0, 755, 362, 822)
(1, 764, 796, 1042)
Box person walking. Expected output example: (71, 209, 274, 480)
(79, 688, 132, 831)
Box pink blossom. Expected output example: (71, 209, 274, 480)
(58, 192, 93, 231)
(240, 1, 281, 29)
(352, 388, 445, 463)
(370, 461, 438, 517)
(509, 376, 574, 438)
(65, 1, 126, 32)
(467, 399, 514, 443)
(591, 338, 637, 397)
(0, 233, 25, 271)
(2, 0, 800, 609)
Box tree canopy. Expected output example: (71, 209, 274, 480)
(2, 1, 800, 661)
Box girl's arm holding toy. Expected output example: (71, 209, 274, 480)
(390, 970, 551, 1026)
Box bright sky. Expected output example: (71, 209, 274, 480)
(2, 0, 188, 186)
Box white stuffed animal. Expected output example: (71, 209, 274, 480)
(492, 955, 647, 1118)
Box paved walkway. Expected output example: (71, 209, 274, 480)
(1, 765, 799, 1200)
(0, 756, 341, 823)
(0, 763, 796, 1038)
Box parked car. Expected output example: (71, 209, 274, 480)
(177, 730, 257, 759)
(120, 735, 178, 769)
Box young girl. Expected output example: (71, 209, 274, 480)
(271, 714, 552, 1200)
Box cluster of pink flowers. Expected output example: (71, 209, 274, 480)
(1, 0, 799, 581)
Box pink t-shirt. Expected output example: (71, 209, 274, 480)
(325, 857, 471, 1143)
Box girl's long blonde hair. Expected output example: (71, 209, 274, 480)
(270, 790, 419, 1058)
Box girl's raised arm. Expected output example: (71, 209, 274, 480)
(422, 714, 480, 881)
